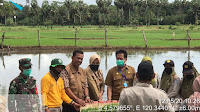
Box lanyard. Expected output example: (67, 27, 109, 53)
(118, 68, 127, 80)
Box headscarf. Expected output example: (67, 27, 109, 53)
(89, 54, 101, 65)
(141, 56, 157, 87)
(141, 56, 152, 64)
(187, 76, 200, 112)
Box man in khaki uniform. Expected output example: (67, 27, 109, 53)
(159, 60, 181, 111)
(60, 50, 93, 112)
(118, 61, 174, 112)
(180, 61, 200, 100)
(105, 50, 136, 101)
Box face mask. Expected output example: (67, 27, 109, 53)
(116, 60, 124, 67)
(90, 65, 99, 71)
(52, 67, 61, 76)
(23, 69, 32, 76)
(164, 68, 173, 74)
(186, 75, 194, 79)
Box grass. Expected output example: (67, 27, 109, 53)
(0, 25, 200, 47)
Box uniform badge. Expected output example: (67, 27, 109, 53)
(167, 60, 171, 63)
(184, 65, 188, 68)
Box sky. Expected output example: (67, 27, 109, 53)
(4, 0, 175, 7)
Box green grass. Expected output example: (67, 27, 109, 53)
(0, 25, 200, 47)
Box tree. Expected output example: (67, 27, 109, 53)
(191, 0, 200, 25)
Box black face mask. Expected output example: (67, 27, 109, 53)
(52, 67, 61, 76)
(164, 68, 173, 74)
(90, 65, 99, 71)
(186, 75, 194, 79)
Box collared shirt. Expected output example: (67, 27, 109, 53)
(8, 74, 40, 112)
(41, 72, 72, 108)
(105, 65, 135, 100)
(85, 66, 105, 101)
(118, 83, 174, 112)
(60, 63, 88, 100)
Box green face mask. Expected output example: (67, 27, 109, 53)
(116, 60, 124, 67)
(23, 69, 32, 76)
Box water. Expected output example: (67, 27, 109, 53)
(0, 50, 200, 102)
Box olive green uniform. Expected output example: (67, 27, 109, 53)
(160, 69, 181, 111)
(180, 67, 200, 100)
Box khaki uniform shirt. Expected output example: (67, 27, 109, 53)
(105, 65, 136, 100)
(118, 83, 174, 112)
(85, 66, 105, 101)
(0, 96, 6, 112)
(159, 72, 181, 111)
(133, 72, 160, 88)
(163, 74, 181, 99)
(60, 63, 88, 100)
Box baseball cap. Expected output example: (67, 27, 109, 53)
(141, 56, 152, 64)
(138, 61, 154, 75)
(19, 58, 32, 67)
(183, 61, 194, 74)
(50, 58, 65, 68)
(163, 60, 174, 67)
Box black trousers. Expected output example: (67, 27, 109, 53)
(62, 102, 79, 112)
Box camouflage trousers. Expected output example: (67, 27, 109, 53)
(48, 106, 62, 112)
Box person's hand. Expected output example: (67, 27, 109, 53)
(45, 108, 50, 112)
(99, 93, 103, 101)
(73, 102, 81, 111)
(76, 98, 86, 106)
(85, 97, 94, 104)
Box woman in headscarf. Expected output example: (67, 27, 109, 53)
(133, 56, 160, 88)
(85, 54, 105, 101)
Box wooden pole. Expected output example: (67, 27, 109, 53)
(105, 28, 107, 47)
(1, 53, 5, 69)
(1, 32, 5, 49)
(75, 28, 77, 47)
(188, 50, 190, 61)
(38, 30, 41, 47)
(142, 30, 148, 48)
(105, 51, 108, 70)
(38, 52, 41, 70)
(173, 32, 175, 40)
(187, 29, 190, 48)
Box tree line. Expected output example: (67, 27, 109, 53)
(0, 0, 200, 27)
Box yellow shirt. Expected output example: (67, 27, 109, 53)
(41, 72, 72, 108)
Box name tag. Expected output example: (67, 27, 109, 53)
(123, 81, 128, 88)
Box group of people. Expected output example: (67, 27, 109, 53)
(1, 49, 200, 112)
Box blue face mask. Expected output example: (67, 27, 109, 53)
(23, 69, 32, 76)
(116, 60, 124, 67)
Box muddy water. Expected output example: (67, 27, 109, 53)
(0, 50, 200, 101)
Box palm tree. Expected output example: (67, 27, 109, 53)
(192, 0, 200, 25)
(41, 0, 50, 25)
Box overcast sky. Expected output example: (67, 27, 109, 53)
(4, 0, 175, 7)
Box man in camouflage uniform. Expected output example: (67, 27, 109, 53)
(180, 61, 200, 100)
(8, 58, 41, 112)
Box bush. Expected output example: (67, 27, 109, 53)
(169, 25, 172, 29)
(6, 18, 14, 26)
(175, 22, 181, 26)
(189, 25, 194, 30)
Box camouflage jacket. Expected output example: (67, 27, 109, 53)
(8, 74, 41, 112)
